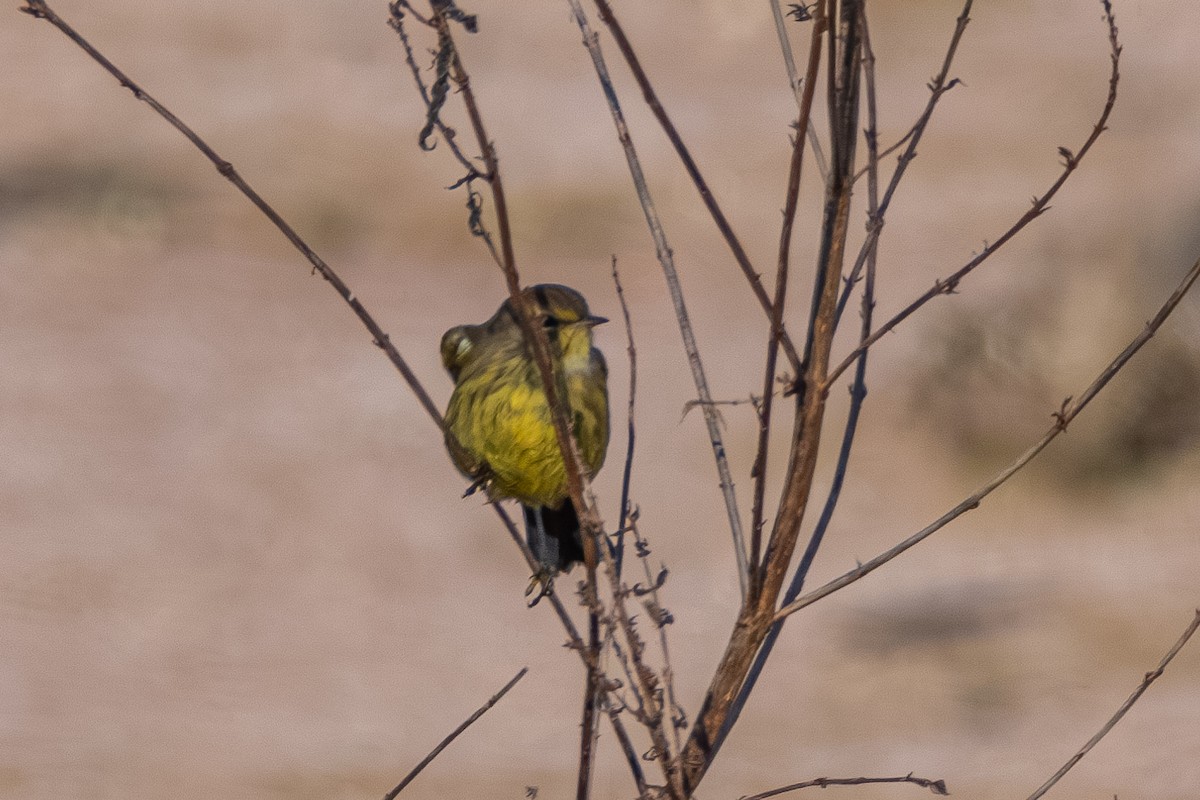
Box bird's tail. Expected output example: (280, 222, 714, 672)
(523, 501, 585, 573)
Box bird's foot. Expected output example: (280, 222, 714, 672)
(462, 474, 491, 499)
(524, 567, 555, 607)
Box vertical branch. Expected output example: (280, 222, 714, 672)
(748, 0, 827, 599)
(769, 0, 830, 183)
(420, 8, 608, 797)
(761, 0, 861, 631)
(629, 517, 684, 757)
(722, 2, 882, 745)
(613, 257, 638, 579)
(566, 0, 750, 601)
(681, 0, 866, 789)
(576, 609, 602, 800)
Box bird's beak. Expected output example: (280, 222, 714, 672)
(585, 315, 609, 327)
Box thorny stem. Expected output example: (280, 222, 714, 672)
(740, 773, 949, 800)
(748, 0, 827, 600)
(725, 3, 883, 746)
(679, 2, 858, 791)
(769, 0, 830, 183)
(420, 11, 608, 797)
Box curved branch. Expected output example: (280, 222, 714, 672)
(777, 251, 1200, 622)
(826, 0, 1121, 389)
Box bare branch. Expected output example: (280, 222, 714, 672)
(591, 0, 803, 373)
(723, 2, 885, 749)
(769, 0, 830, 182)
(1025, 609, 1200, 800)
(680, 1, 853, 789)
(749, 0, 828, 598)
(776, 252, 1200, 622)
(386, 3, 482, 180)
(605, 695, 651, 799)
(566, 0, 750, 602)
(414, 14, 611, 798)
(613, 257, 638, 579)
(827, 0, 1121, 388)
(17, 0, 446, 430)
(629, 517, 685, 757)
(834, 0, 972, 329)
(383, 667, 528, 799)
(740, 773, 949, 800)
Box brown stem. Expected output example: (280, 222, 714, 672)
(749, 0, 827, 598)
(1026, 607, 1200, 800)
(679, 1, 863, 791)
(383, 668, 528, 799)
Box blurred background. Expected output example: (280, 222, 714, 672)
(2, 0, 1199, 797)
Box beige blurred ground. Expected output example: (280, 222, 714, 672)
(3, 1, 1200, 798)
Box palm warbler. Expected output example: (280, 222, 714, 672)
(441, 284, 609, 576)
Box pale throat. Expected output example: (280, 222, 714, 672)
(558, 327, 595, 372)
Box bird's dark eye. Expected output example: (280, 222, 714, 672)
(542, 316, 560, 329)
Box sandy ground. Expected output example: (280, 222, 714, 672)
(2, 1, 1199, 798)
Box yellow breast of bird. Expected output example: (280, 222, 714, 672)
(445, 351, 608, 508)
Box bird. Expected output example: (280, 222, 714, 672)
(441, 284, 609, 592)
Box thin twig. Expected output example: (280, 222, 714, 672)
(577, 609, 603, 800)
(422, 12, 609, 798)
(850, 126, 913, 183)
(387, 3, 481, 178)
(1026, 609, 1200, 800)
(613, 257, 638, 579)
(629, 517, 685, 757)
(769, 0, 830, 183)
(591, 0, 803, 374)
(740, 773, 949, 800)
(383, 667, 528, 799)
(748, 0, 827, 599)
(776, 252, 1200, 622)
(605, 694, 651, 799)
(17, 0, 446, 430)
(386, 4, 502, 270)
(416, 11, 612, 798)
(567, 0, 750, 604)
(834, 0, 971, 329)
(827, 0, 1121, 388)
